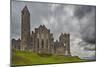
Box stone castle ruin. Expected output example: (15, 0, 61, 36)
(12, 6, 71, 56)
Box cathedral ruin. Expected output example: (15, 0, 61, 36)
(12, 6, 71, 56)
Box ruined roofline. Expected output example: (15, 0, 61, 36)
(31, 25, 52, 34)
(60, 33, 70, 35)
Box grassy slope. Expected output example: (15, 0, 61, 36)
(12, 49, 85, 66)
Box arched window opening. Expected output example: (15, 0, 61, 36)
(42, 39, 44, 48)
(46, 39, 48, 48)
(37, 38, 39, 50)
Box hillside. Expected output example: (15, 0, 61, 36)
(12, 49, 85, 66)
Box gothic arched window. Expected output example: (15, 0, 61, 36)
(42, 39, 44, 48)
(46, 39, 48, 48)
(37, 38, 39, 50)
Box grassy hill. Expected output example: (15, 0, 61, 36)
(12, 49, 85, 66)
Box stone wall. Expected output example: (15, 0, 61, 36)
(59, 33, 71, 56)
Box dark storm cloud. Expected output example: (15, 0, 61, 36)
(81, 16, 96, 44)
(74, 6, 96, 44)
(74, 6, 96, 19)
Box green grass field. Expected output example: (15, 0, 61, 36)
(12, 49, 86, 66)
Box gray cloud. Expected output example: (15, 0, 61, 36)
(74, 6, 96, 19)
(74, 6, 96, 44)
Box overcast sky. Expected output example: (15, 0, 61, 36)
(11, 0, 96, 60)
